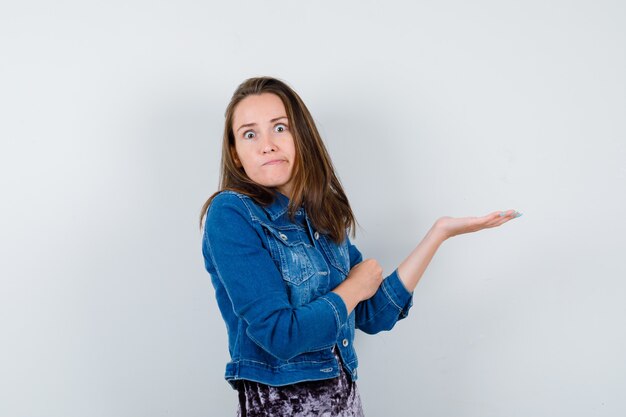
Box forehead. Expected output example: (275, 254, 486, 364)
(232, 93, 286, 128)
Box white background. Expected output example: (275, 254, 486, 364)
(1, 1, 625, 416)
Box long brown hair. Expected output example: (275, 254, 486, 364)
(198, 76, 358, 244)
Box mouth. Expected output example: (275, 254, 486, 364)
(263, 159, 286, 166)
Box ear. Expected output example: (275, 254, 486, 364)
(230, 146, 241, 167)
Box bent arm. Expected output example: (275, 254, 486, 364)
(349, 224, 447, 334)
(203, 194, 348, 361)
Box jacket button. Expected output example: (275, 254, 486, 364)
(279, 233, 288, 241)
(342, 338, 349, 347)
(314, 231, 320, 240)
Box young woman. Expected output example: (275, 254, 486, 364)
(199, 76, 521, 416)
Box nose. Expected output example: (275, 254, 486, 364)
(260, 131, 278, 154)
(263, 143, 276, 153)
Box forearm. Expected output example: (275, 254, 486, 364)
(354, 268, 414, 333)
(397, 223, 447, 293)
(244, 291, 348, 360)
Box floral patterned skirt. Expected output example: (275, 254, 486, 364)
(235, 346, 364, 417)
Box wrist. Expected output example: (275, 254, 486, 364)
(429, 221, 449, 243)
(331, 280, 361, 314)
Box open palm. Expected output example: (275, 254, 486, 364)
(435, 209, 522, 239)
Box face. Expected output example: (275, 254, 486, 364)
(231, 93, 297, 198)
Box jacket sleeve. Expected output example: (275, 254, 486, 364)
(202, 193, 349, 361)
(348, 234, 414, 334)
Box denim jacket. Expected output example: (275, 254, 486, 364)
(201, 190, 414, 389)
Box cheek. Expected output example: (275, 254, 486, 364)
(238, 157, 260, 177)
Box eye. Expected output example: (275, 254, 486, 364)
(275, 123, 288, 133)
(243, 130, 255, 140)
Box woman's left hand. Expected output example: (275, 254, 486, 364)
(435, 209, 522, 240)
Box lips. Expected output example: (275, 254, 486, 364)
(263, 159, 286, 165)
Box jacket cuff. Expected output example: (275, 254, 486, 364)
(319, 291, 349, 333)
(383, 268, 414, 318)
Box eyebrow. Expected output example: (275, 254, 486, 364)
(236, 116, 288, 133)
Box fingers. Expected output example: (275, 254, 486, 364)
(493, 209, 522, 226)
(500, 210, 522, 218)
(488, 210, 521, 219)
(477, 210, 521, 229)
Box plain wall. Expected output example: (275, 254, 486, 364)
(1, 1, 625, 416)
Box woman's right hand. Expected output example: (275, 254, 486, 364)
(331, 259, 383, 314)
(346, 259, 384, 300)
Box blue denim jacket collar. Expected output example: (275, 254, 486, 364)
(263, 191, 292, 221)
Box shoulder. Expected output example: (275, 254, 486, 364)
(203, 191, 267, 251)
(206, 190, 250, 220)
(208, 190, 246, 208)
(212, 189, 271, 210)
(204, 190, 266, 232)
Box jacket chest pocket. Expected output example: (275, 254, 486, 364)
(318, 235, 351, 278)
(262, 224, 329, 306)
